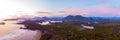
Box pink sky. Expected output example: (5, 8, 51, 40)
(59, 7, 120, 17)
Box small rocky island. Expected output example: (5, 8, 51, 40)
(0, 22, 5, 25)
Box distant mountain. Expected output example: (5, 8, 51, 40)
(89, 17, 120, 23)
(62, 15, 91, 23)
(32, 17, 63, 22)
(50, 17, 63, 21)
(104, 17, 120, 20)
(40, 17, 50, 21)
(32, 17, 50, 22)
(17, 15, 120, 23)
(89, 17, 109, 22)
(4, 19, 18, 21)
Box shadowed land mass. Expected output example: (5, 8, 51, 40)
(17, 15, 120, 40)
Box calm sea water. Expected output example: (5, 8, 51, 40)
(0, 21, 22, 36)
(0, 21, 40, 40)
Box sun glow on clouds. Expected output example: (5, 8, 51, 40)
(61, 7, 120, 17)
(60, 9, 89, 16)
(0, 0, 47, 19)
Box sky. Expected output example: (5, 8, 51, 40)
(0, 0, 48, 19)
(0, 0, 120, 19)
(45, 0, 120, 17)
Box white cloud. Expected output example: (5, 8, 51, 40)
(0, 0, 48, 19)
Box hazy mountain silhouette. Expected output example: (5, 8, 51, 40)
(62, 15, 91, 23)
(8, 15, 120, 23)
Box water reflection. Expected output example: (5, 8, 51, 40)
(0, 21, 39, 40)
(0, 21, 22, 36)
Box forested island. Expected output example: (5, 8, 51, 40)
(18, 20, 120, 40)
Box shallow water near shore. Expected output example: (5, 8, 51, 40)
(0, 21, 40, 40)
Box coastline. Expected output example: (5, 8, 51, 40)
(33, 30, 42, 40)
